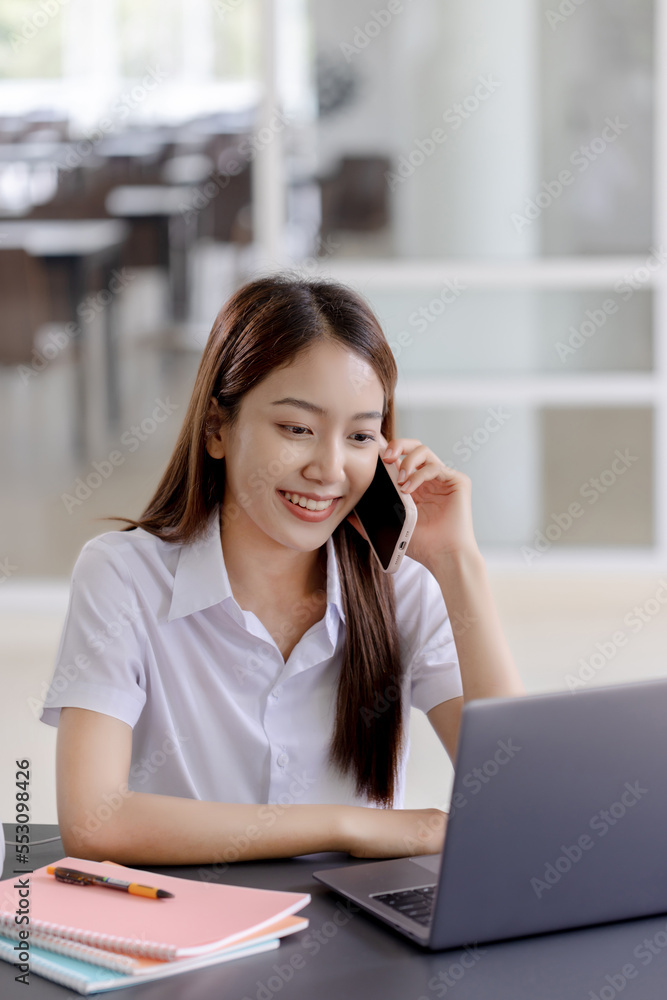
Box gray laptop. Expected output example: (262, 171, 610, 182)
(313, 677, 667, 950)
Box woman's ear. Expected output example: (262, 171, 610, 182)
(204, 397, 226, 459)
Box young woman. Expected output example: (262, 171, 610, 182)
(41, 274, 524, 866)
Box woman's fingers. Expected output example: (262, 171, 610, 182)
(384, 441, 449, 489)
(383, 438, 424, 460)
(383, 437, 471, 497)
(395, 445, 433, 477)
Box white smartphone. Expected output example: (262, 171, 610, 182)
(353, 447, 418, 574)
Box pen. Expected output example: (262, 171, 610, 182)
(46, 866, 174, 899)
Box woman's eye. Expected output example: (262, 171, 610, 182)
(281, 425, 310, 435)
(279, 426, 375, 443)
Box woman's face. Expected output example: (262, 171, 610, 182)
(208, 339, 386, 552)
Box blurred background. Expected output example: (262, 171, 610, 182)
(2, 0, 667, 824)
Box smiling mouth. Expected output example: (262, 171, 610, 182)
(278, 491, 340, 511)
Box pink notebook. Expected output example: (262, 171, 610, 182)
(0, 857, 310, 960)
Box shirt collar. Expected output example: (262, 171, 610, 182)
(167, 505, 346, 625)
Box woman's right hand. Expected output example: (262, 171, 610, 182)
(339, 806, 448, 859)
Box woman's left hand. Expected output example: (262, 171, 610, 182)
(382, 437, 479, 569)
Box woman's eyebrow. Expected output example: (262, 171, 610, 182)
(270, 397, 383, 421)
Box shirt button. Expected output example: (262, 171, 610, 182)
(272, 688, 280, 699)
(277, 752, 289, 767)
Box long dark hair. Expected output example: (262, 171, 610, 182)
(110, 273, 405, 807)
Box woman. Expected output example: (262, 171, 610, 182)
(41, 273, 524, 866)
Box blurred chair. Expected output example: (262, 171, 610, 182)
(318, 155, 391, 237)
(205, 144, 252, 244)
(0, 249, 51, 365)
(161, 153, 214, 186)
(27, 161, 170, 272)
(21, 113, 70, 143)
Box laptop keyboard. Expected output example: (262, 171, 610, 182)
(371, 884, 436, 927)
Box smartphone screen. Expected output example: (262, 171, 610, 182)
(354, 457, 408, 571)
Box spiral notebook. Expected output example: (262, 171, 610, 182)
(0, 857, 311, 960)
(0, 931, 281, 994)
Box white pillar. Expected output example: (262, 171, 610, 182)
(252, 0, 288, 270)
(392, 0, 539, 259)
(62, 0, 119, 130)
(182, 0, 215, 82)
(390, 0, 542, 547)
(653, 0, 667, 563)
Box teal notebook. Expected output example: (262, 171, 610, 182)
(0, 933, 280, 994)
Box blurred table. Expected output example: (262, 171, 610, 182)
(0, 142, 74, 163)
(96, 135, 166, 160)
(106, 184, 201, 322)
(0, 218, 129, 459)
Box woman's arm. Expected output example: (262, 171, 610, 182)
(382, 439, 525, 757)
(57, 707, 447, 864)
(428, 545, 524, 704)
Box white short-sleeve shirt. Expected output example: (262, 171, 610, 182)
(40, 505, 462, 809)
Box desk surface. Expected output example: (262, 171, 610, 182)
(2, 825, 667, 999)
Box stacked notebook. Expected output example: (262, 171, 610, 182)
(0, 857, 310, 994)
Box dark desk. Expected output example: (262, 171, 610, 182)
(3, 825, 667, 999)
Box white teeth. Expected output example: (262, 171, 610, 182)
(281, 491, 335, 511)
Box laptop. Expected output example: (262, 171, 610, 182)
(313, 677, 667, 951)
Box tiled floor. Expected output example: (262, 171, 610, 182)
(2, 266, 667, 826)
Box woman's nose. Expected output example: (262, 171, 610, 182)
(304, 439, 345, 484)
